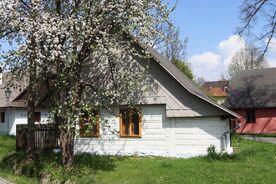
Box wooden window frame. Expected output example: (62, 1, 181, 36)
(120, 108, 142, 138)
(0, 112, 5, 123)
(246, 110, 256, 123)
(80, 110, 100, 138)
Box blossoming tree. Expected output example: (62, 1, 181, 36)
(0, 0, 171, 167)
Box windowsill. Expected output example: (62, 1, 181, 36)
(79, 135, 100, 138)
(120, 135, 142, 138)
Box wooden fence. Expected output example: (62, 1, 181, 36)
(16, 124, 59, 151)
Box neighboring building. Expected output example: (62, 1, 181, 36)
(0, 71, 49, 135)
(202, 81, 229, 104)
(0, 84, 23, 135)
(0, 46, 239, 158)
(224, 68, 276, 134)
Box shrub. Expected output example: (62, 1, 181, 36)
(206, 145, 240, 161)
(207, 145, 220, 161)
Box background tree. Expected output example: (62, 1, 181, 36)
(239, 0, 276, 57)
(0, 0, 171, 168)
(227, 43, 268, 78)
(219, 73, 227, 81)
(172, 57, 194, 80)
(154, 24, 194, 80)
(161, 25, 188, 62)
(194, 77, 205, 87)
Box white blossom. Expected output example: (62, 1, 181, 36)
(0, 0, 171, 126)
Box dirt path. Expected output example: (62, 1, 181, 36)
(242, 136, 276, 144)
(0, 177, 13, 184)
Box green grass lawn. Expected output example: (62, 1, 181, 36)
(0, 135, 276, 184)
(0, 135, 38, 184)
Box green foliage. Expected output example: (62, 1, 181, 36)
(0, 151, 117, 183)
(206, 145, 240, 161)
(241, 133, 276, 138)
(1, 135, 276, 183)
(227, 43, 268, 78)
(0, 135, 38, 184)
(172, 58, 194, 80)
(206, 145, 219, 160)
(1, 152, 42, 178)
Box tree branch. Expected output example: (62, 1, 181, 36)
(239, 0, 269, 34)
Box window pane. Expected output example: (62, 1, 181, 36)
(246, 111, 250, 122)
(122, 110, 130, 135)
(251, 111, 256, 122)
(246, 110, 256, 123)
(80, 110, 99, 137)
(35, 112, 41, 122)
(132, 111, 140, 135)
(91, 110, 98, 136)
(0, 112, 5, 123)
(120, 108, 142, 137)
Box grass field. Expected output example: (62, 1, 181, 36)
(0, 135, 275, 184)
(0, 135, 37, 184)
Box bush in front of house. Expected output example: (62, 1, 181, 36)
(206, 145, 240, 161)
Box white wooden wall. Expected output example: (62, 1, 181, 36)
(74, 105, 231, 158)
(7, 108, 50, 135)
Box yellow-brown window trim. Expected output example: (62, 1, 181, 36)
(119, 108, 142, 138)
(80, 110, 100, 138)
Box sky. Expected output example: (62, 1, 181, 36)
(1, 1, 276, 81)
(169, 0, 276, 81)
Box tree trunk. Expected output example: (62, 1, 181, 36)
(56, 85, 75, 168)
(59, 116, 75, 169)
(27, 92, 35, 159)
(26, 37, 37, 159)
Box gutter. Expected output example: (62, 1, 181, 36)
(221, 120, 240, 151)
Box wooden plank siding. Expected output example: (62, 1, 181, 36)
(74, 105, 230, 157)
(233, 108, 276, 134)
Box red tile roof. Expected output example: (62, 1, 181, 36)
(207, 87, 228, 97)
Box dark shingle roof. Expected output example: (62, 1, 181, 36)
(224, 68, 276, 108)
(0, 86, 23, 107)
(0, 73, 27, 108)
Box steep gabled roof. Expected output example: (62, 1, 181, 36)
(11, 80, 50, 108)
(146, 46, 239, 117)
(0, 85, 23, 108)
(224, 68, 276, 109)
(0, 73, 27, 108)
(5, 33, 239, 117)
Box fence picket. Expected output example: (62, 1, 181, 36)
(16, 124, 59, 151)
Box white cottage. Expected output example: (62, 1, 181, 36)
(0, 45, 239, 158)
(74, 46, 239, 158)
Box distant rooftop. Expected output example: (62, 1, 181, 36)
(0, 72, 28, 108)
(224, 68, 276, 108)
(202, 80, 229, 97)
